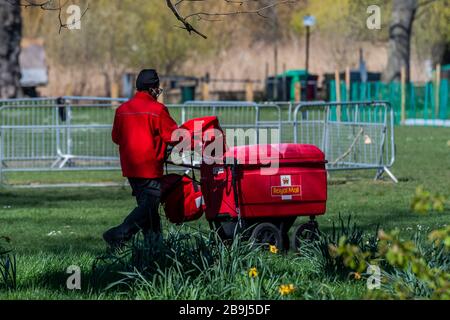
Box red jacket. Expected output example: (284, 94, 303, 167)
(112, 91, 178, 179)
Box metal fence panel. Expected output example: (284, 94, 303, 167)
(260, 101, 294, 143)
(182, 101, 282, 146)
(0, 97, 126, 175)
(1, 98, 396, 184)
(293, 101, 397, 182)
(0, 98, 282, 183)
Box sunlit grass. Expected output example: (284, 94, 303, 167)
(0, 126, 449, 299)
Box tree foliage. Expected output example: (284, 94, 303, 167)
(21, 0, 220, 81)
(413, 0, 450, 64)
(290, 0, 450, 68)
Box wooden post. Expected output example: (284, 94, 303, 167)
(111, 81, 119, 106)
(294, 81, 301, 102)
(274, 44, 278, 76)
(435, 63, 441, 119)
(345, 66, 351, 101)
(274, 44, 278, 100)
(202, 82, 210, 101)
(401, 65, 406, 124)
(305, 25, 310, 72)
(335, 70, 341, 120)
(65, 82, 73, 97)
(245, 82, 254, 102)
(282, 63, 287, 100)
(111, 82, 119, 99)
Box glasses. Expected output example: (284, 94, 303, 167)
(150, 87, 164, 98)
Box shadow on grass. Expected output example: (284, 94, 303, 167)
(322, 210, 449, 232)
(15, 232, 217, 297)
(16, 262, 126, 297)
(0, 188, 129, 208)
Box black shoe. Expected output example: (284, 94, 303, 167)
(143, 231, 164, 246)
(103, 226, 127, 249)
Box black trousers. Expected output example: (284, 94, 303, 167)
(126, 178, 162, 235)
(104, 178, 162, 244)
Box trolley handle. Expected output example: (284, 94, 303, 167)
(230, 158, 242, 227)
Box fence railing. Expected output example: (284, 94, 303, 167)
(176, 101, 282, 146)
(0, 97, 397, 184)
(0, 98, 283, 183)
(293, 101, 397, 182)
(0, 97, 125, 176)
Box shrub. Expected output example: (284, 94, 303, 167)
(331, 226, 450, 300)
(311, 214, 379, 278)
(96, 227, 288, 299)
(95, 217, 448, 300)
(411, 185, 446, 214)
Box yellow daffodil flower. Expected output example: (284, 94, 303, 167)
(248, 267, 258, 278)
(279, 284, 295, 295)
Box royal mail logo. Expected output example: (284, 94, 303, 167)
(276, 175, 301, 200)
(271, 185, 302, 197)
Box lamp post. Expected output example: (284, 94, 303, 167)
(303, 15, 316, 73)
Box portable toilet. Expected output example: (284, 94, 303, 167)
(266, 69, 318, 102)
(181, 85, 196, 103)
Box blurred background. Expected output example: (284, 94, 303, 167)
(0, 1, 449, 301)
(9, 0, 449, 103)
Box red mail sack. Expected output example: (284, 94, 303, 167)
(161, 174, 204, 224)
(178, 116, 226, 153)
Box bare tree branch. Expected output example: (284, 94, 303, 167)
(9, 0, 89, 33)
(166, 0, 208, 38)
(166, 0, 298, 39)
(12, 0, 294, 38)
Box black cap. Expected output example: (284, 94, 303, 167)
(136, 69, 160, 91)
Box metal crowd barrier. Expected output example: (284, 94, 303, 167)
(293, 101, 397, 182)
(182, 101, 282, 146)
(0, 98, 282, 183)
(0, 97, 127, 183)
(0, 97, 396, 184)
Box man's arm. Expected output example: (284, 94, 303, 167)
(112, 112, 120, 145)
(159, 106, 178, 145)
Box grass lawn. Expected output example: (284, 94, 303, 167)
(0, 126, 449, 299)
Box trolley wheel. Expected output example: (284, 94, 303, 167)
(290, 221, 319, 252)
(250, 223, 282, 249)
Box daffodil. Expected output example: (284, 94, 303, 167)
(279, 284, 295, 296)
(269, 245, 278, 254)
(248, 267, 258, 278)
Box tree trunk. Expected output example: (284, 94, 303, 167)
(442, 43, 450, 65)
(382, 0, 417, 83)
(0, 1, 22, 98)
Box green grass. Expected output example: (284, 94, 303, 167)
(4, 170, 125, 185)
(0, 126, 449, 300)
